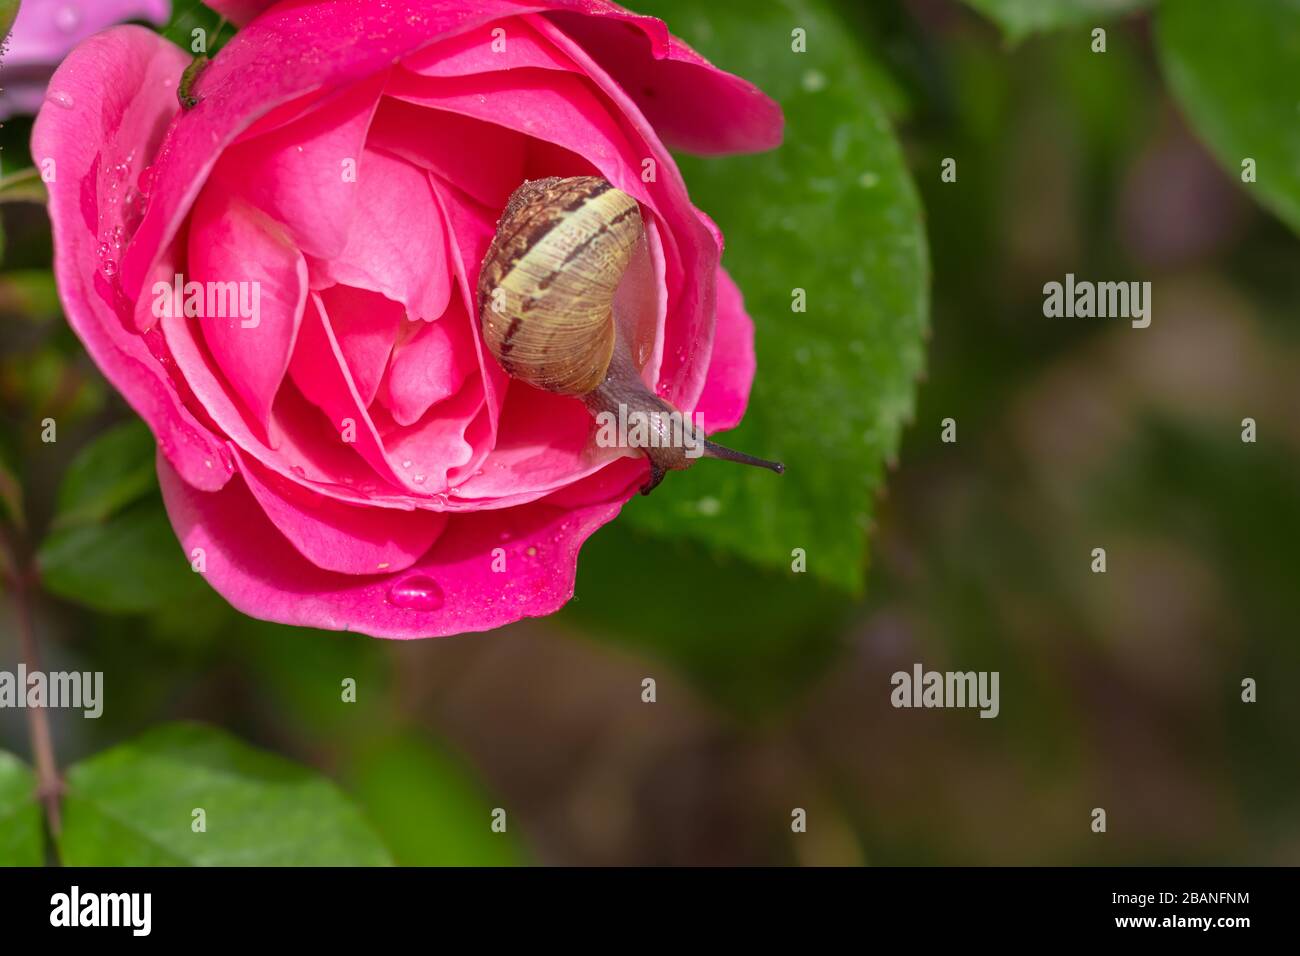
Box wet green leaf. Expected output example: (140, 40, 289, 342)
(37, 420, 206, 613)
(60, 722, 392, 865)
(621, 0, 929, 596)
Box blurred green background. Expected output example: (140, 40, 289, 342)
(1, 0, 1298, 864)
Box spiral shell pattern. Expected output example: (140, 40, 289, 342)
(477, 176, 643, 396)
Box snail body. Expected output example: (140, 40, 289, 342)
(477, 176, 782, 494)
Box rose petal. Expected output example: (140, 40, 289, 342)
(187, 188, 309, 428)
(160, 291, 410, 505)
(366, 98, 526, 210)
(158, 450, 644, 639)
(210, 72, 386, 261)
(379, 295, 477, 426)
(543, 7, 784, 155)
(693, 267, 755, 434)
(402, 17, 579, 77)
(202, 0, 274, 27)
(307, 147, 452, 322)
(288, 293, 412, 489)
(233, 446, 447, 575)
(31, 26, 231, 491)
(318, 285, 404, 410)
(207, 0, 784, 160)
(447, 385, 628, 508)
(372, 387, 481, 494)
(120, 0, 534, 301)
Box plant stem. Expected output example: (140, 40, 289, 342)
(0, 166, 50, 205)
(9, 568, 62, 835)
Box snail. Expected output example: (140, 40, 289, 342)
(477, 175, 784, 495)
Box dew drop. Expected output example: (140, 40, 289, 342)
(100, 258, 118, 278)
(46, 90, 75, 110)
(387, 575, 444, 611)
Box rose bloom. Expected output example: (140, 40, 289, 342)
(32, 0, 781, 638)
(1, 0, 171, 119)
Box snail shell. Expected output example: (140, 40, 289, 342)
(477, 176, 643, 396)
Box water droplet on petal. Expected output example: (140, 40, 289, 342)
(387, 575, 444, 611)
(100, 258, 118, 278)
(47, 90, 75, 110)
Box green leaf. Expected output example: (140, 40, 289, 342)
(620, 0, 929, 595)
(963, 0, 1151, 43)
(39, 500, 209, 613)
(49, 420, 156, 529)
(163, 2, 227, 54)
(347, 736, 525, 866)
(37, 420, 208, 613)
(1156, 0, 1300, 235)
(59, 722, 392, 865)
(0, 751, 43, 867)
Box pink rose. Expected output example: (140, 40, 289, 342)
(1, 0, 171, 119)
(32, 0, 781, 638)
